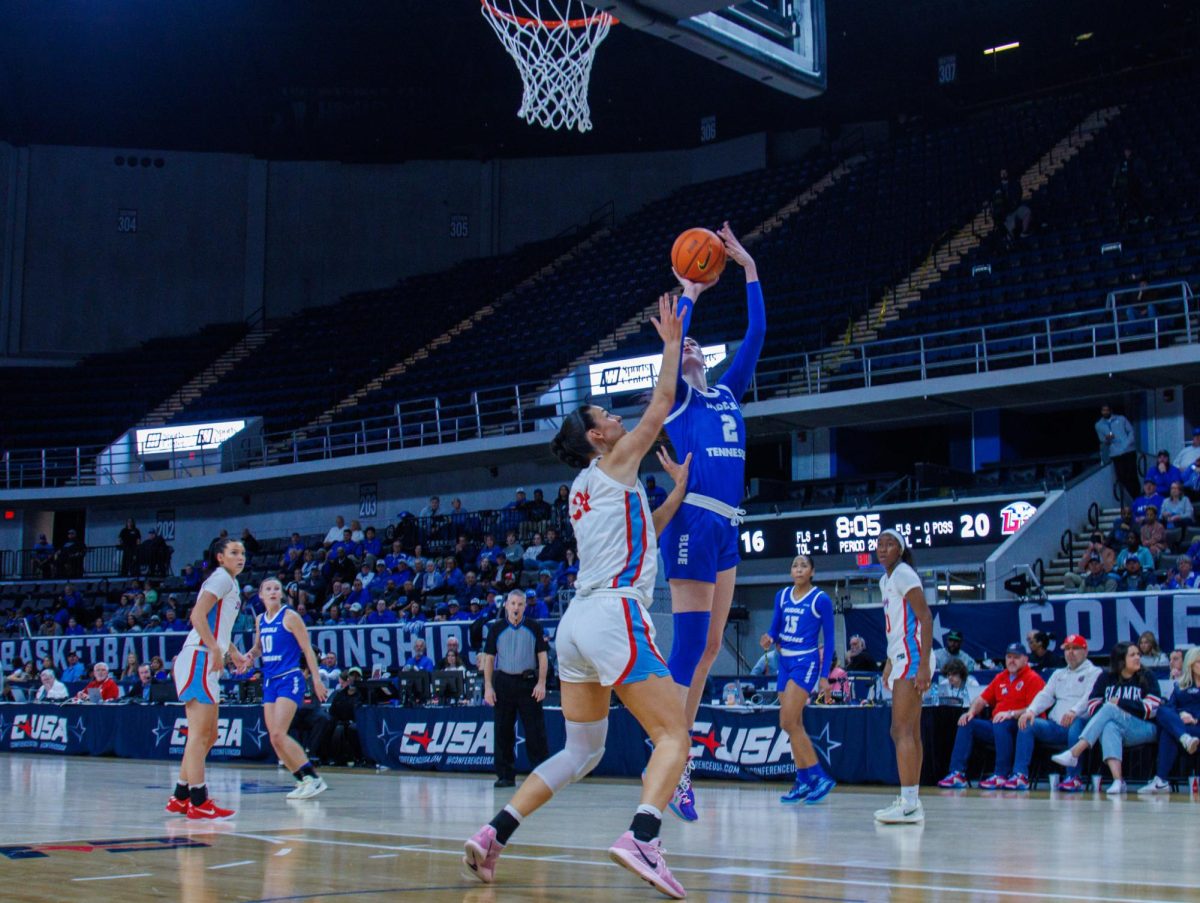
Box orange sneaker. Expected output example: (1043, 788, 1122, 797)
(165, 796, 190, 815)
(187, 799, 235, 820)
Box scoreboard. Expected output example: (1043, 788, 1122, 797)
(737, 497, 1041, 560)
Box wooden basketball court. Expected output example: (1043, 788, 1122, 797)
(3, 754, 1195, 901)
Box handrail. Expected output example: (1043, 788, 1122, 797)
(1060, 529, 1074, 559)
(1087, 501, 1100, 531)
(2, 279, 1196, 489)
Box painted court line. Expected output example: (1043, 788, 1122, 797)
(368, 853, 398, 859)
(72, 873, 152, 882)
(274, 848, 292, 857)
(209, 859, 256, 870)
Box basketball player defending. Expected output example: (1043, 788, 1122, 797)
(464, 294, 694, 899)
(165, 537, 249, 819)
(659, 222, 764, 821)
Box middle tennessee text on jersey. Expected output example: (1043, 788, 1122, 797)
(259, 605, 303, 679)
(663, 384, 746, 508)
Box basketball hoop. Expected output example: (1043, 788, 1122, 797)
(481, 1, 616, 133)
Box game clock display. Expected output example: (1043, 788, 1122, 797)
(737, 497, 1041, 559)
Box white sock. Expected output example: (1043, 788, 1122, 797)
(900, 785, 919, 807)
(636, 803, 663, 819)
(503, 803, 524, 822)
(189, 782, 206, 790)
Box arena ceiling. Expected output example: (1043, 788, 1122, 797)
(0, 0, 1190, 161)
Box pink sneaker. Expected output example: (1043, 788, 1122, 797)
(608, 830, 686, 899)
(463, 824, 504, 884)
(978, 774, 1006, 790)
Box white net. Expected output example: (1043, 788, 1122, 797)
(481, 0, 616, 133)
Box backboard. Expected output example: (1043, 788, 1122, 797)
(592, 0, 825, 98)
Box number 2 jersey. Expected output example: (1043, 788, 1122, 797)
(569, 458, 657, 607)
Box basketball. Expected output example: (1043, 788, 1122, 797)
(671, 227, 726, 283)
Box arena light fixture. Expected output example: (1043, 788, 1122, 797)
(982, 41, 1020, 56)
(1075, 32, 1094, 42)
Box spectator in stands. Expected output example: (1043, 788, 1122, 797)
(1137, 509, 1166, 564)
(1133, 481, 1164, 528)
(162, 607, 186, 631)
(182, 564, 201, 592)
(401, 599, 425, 633)
(236, 527, 259, 556)
(74, 661, 119, 702)
(938, 643, 1045, 789)
(526, 488, 552, 524)
(991, 168, 1031, 247)
(525, 588, 549, 621)
(1064, 532, 1116, 593)
(35, 668, 69, 702)
(1013, 634, 1100, 792)
(1161, 482, 1194, 550)
(5, 660, 35, 700)
(38, 614, 60, 637)
(1165, 557, 1198, 590)
(1112, 146, 1147, 226)
(322, 580, 348, 614)
(348, 519, 365, 543)
(125, 664, 154, 702)
(364, 598, 398, 625)
(1175, 428, 1200, 472)
(845, 635, 877, 672)
(503, 531, 524, 569)
(521, 533, 546, 571)
(319, 652, 341, 691)
(446, 598, 464, 621)
(554, 549, 578, 588)
(1052, 641, 1161, 794)
(61, 651, 84, 682)
(1169, 649, 1185, 684)
(440, 649, 468, 673)
(1026, 631, 1060, 671)
(553, 483, 570, 525)
(150, 656, 168, 680)
(406, 638, 435, 672)
(384, 539, 408, 571)
(643, 475, 668, 511)
(1096, 405, 1139, 500)
(1075, 557, 1118, 593)
(1115, 555, 1155, 592)
(326, 667, 365, 765)
(419, 496, 441, 518)
(1150, 451, 1183, 498)
(751, 634, 778, 677)
(324, 515, 347, 547)
(360, 526, 381, 564)
(937, 660, 980, 707)
(140, 529, 172, 577)
(1137, 631, 1168, 668)
(414, 559, 444, 599)
(503, 488, 529, 520)
(539, 527, 567, 567)
(63, 616, 85, 636)
(121, 652, 140, 681)
(441, 556, 466, 596)
(476, 534, 501, 569)
(118, 518, 141, 577)
(30, 533, 54, 578)
(55, 528, 87, 579)
(1140, 646, 1200, 793)
(437, 635, 467, 670)
(1117, 533, 1155, 572)
(1106, 506, 1135, 550)
(934, 630, 978, 672)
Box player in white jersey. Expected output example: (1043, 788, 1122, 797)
(465, 294, 694, 899)
(164, 537, 250, 820)
(874, 529, 933, 825)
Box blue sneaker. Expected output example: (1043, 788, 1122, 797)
(804, 775, 837, 805)
(668, 760, 698, 822)
(780, 778, 811, 804)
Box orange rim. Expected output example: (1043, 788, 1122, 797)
(481, 1, 617, 29)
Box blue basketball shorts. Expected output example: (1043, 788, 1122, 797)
(659, 504, 740, 583)
(263, 670, 306, 706)
(776, 652, 821, 695)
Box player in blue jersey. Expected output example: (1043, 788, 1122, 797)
(245, 577, 329, 800)
(659, 222, 765, 821)
(763, 554, 837, 805)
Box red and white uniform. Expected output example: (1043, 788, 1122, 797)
(880, 562, 933, 688)
(174, 568, 241, 704)
(555, 459, 668, 687)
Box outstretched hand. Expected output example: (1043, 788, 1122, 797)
(673, 268, 719, 300)
(650, 292, 684, 347)
(717, 221, 756, 275)
(655, 445, 692, 487)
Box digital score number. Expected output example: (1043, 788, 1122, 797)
(738, 498, 1039, 560)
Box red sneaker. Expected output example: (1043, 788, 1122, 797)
(165, 796, 190, 815)
(187, 799, 235, 820)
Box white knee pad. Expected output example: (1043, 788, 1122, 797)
(531, 717, 608, 794)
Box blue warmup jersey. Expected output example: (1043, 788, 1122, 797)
(260, 606, 303, 680)
(768, 585, 835, 694)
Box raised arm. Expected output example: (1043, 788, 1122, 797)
(715, 222, 764, 401)
(602, 295, 684, 480)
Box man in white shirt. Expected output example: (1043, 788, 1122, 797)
(318, 652, 342, 691)
(35, 668, 69, 701)
(1173, 428, 1200, 471)
(1009, 634, 1100, 791)
(324, 516, 347, 547)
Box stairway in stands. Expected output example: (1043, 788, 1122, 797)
(1043, 502, 1122, 592)
(807, 105, 1123, 385)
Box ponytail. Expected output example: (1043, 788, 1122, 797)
(551, 406, 597, 469)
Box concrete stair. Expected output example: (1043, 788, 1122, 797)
(530, 154, 867, 404)
(1044, 505, 1122, 591)
(139, 325, 278, 426)
(799, 105, 1124, 389)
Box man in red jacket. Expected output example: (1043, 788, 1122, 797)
(938, 643, 1045, 789)
(73, 661, 120, 703)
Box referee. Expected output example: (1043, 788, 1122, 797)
(483, 589, 550, 787)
